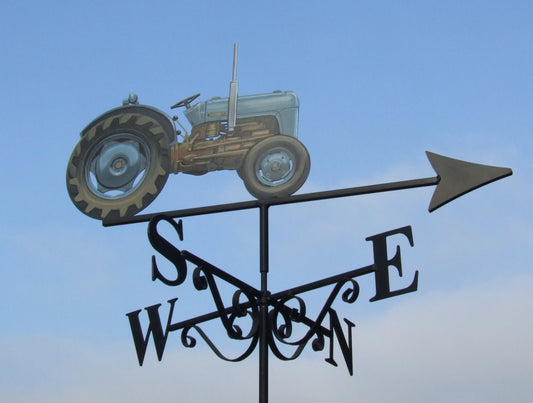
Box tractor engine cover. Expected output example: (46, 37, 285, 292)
(183, 91, 299, 139)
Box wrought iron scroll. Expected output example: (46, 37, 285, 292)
(127, 215, 418, 375)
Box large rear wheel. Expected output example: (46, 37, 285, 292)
(240, 136, 310, 200)
(66, 114, 171, 220)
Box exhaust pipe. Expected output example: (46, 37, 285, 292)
(228, 43, 238, 132)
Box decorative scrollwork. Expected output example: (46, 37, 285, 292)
(341, 279, 360, 303)
(266, 277, 361, 363)
(270, 295, 307, 343)
(131, 213, 395, 375)
(163, 255, 263, 363)
(189, 263, 259, 341)
(192, 266, 208, 290)
(181, 325, 259, 362)
(228, 290, 260, 339)
(311, 331, 325, 352)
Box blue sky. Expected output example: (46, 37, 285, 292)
(1, 1, 531, 401)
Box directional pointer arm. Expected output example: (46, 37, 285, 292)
(103, 152, 512, 226)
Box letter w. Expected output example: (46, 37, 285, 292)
(126, 298, 178, 366)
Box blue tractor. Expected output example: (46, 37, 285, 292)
(66, 45, 310, 220)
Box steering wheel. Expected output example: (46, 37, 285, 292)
(171, 93, 201, 109)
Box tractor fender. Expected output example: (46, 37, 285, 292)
(80, 104, 177, 144)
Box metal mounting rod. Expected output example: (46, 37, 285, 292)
(259, 204, 269, 403)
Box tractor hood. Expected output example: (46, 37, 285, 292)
(183, 91, 299, 138)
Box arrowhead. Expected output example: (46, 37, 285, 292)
(426, 151, 512, 212)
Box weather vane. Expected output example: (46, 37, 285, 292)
(66, 44, 512, 402)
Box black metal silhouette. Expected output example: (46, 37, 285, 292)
(108, 151, 512, 403)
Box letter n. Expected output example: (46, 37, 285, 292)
(325, 308, 356, 375)
(126, 298, 178, 366)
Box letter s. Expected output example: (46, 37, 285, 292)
(148, 215, 187, 286)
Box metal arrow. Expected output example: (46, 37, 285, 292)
(103, 151, 512, 226)
(426, 151, 512, 212)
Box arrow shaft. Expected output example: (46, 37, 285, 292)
(104, 176, 439, 226)
(285, 176, 438, 205)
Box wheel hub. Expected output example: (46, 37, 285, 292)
(257, 149, 294, 185)
(95, 140, 144, 189)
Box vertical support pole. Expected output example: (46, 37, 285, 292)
(259, 203, 269, 403)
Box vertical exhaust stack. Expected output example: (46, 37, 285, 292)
(228, 43, 238, 132)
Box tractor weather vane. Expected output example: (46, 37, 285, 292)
(65, 44, 513, 402)
(66, 43, 308, 221)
